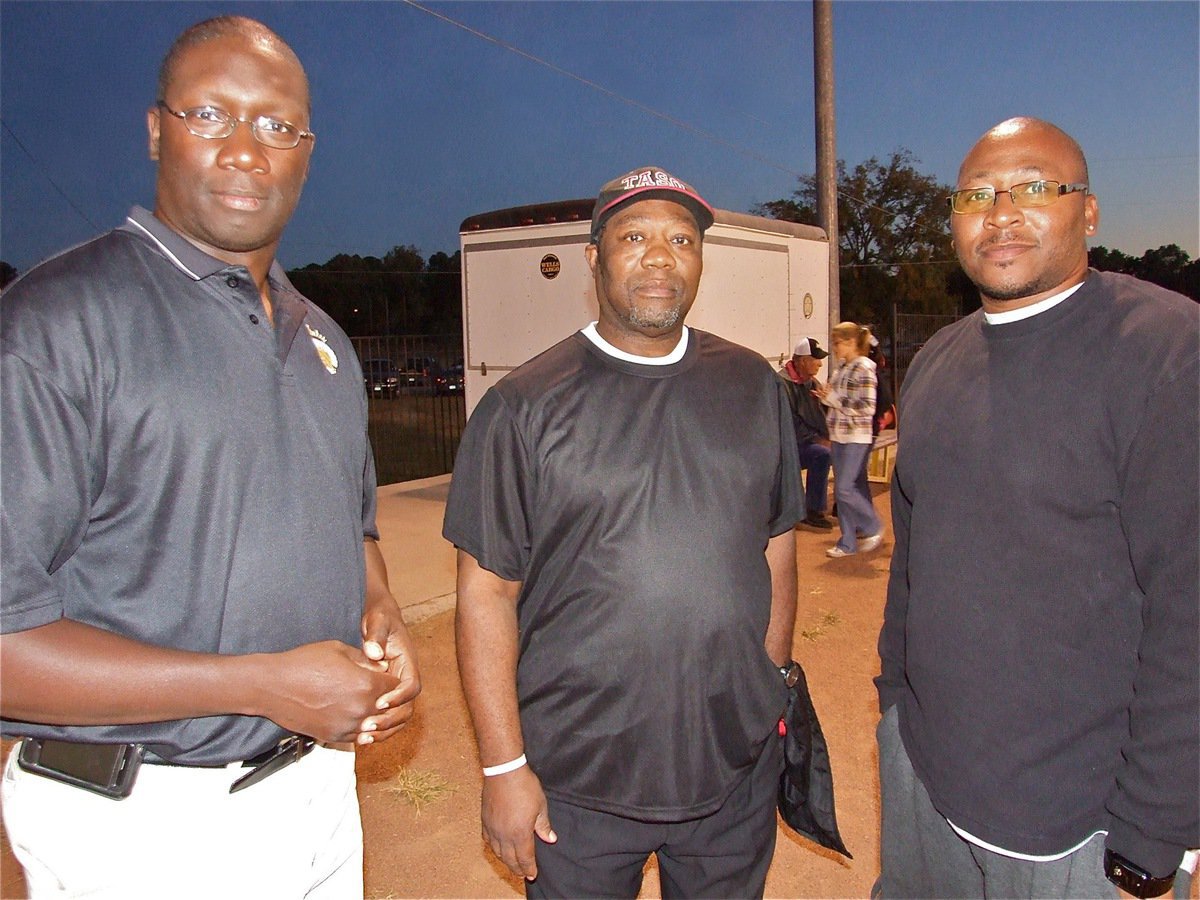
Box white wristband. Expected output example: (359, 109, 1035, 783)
(482, 753, 527, 777)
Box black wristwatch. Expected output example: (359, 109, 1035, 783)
(1104, 849, 1175, 898)
(779, 662, 801, 687)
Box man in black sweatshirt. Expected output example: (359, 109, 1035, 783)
(876, 117, 1198, 899)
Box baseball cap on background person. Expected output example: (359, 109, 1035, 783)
(793, 338, 829, 360)
(590, 165, 715, 243)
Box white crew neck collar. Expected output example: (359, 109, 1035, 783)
(581, 322, 689, 365)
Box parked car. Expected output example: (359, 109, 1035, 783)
(400, 356, 440, 393)
(362, 358, 400, 397)
(434, 361, 465, 396)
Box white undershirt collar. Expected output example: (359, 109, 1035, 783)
(983, 282, 1083, 325)
(580, 322, 689, 365)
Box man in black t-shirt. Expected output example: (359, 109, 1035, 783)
(445, 166, 804, 898)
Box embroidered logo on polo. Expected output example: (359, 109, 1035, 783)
(305, 323, 338, 374)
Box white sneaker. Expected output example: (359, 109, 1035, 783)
(859, 533, 883, 552)
(826, 546, 855, 558)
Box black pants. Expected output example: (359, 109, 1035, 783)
(527, 737, 783, 900)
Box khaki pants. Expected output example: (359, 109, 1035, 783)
(3, 742, 363, 899)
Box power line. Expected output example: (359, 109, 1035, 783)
(400, 0, 805, 180)
(399, 1, 948, 243)
(291, 269, 459, 276)
(2, 119, 100, 231)
(402, 3, 962, 273)
(842, 258, 958, 269)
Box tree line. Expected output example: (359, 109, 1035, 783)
(0, 249, 463, 339)
(753, 149, 1200, 331)
(286, 245, 462, 337)
(1087, 243, 1198, 300)
(3, 158, 1195, 339)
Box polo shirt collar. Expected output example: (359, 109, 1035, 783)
(119, 206, 298, 294)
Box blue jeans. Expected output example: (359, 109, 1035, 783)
(874, 706, 1118, 899)
(797, 441, 831, 515)
(830, 442, 882, 552)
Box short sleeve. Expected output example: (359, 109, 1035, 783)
(1, 352, 91, 631)
(442, 387, 533, 581)
(361, 435, 380, 541)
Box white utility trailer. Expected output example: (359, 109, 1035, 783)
(458, 199, 830, 417)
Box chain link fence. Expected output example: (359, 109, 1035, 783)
(351, 317, 960, 486)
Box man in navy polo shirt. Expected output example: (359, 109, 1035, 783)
(1, 16, 419, 896)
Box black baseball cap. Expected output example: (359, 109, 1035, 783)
(590, 165, 715, 243)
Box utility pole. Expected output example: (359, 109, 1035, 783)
(813, 0, 839, 331)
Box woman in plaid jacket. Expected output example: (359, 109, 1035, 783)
(816, 322, 884, 558)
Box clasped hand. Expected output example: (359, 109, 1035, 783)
(358, 593, 421, 745)
(264, 595, 420, 746)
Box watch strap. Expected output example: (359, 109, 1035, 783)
(1104, 848, 1176, 898)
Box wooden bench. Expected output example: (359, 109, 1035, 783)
(867, 429, 897, 484)
(801, 430, 898, 503)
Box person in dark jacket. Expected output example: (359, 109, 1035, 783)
(779, 338, 835, 529)
(876, 116, 1198, 899)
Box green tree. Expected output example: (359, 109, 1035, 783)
(754, 150, 957, 326)
(1133, 244, 1195, 298)
(1090, 243, 1199, 301)
(381, 244, 430, 333)
(288, 246, 466, 337)
(289, 253, 395, 336)
(1088, 245, 1136, 274)
(426, 250, 463, 335)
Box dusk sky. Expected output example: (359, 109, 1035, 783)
(2, 1, 1197, 274)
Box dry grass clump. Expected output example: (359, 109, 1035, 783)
(382, 768, 454, 812)
(800, 609, 841, 642)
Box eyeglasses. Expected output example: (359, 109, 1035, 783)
(157, 101, 314, 150)
(947, 180, 1088, 215)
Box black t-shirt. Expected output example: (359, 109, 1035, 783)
(444, 329, 803, 820)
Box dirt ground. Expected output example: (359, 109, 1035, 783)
(351, 496, 891, 900)
(4, 486, 1191, 899)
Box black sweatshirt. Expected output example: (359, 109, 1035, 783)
(877, 271, 1199, 876)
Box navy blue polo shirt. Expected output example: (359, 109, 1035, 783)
(1, 208, 378, 764)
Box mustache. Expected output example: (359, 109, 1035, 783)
(978, 232, 1037, 250)
(630, 277, 683, 294)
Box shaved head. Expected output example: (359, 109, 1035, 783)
(961, 117, 1089, 186)
(950, 116, 1099, 310)
(158, 16, 309, 114)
